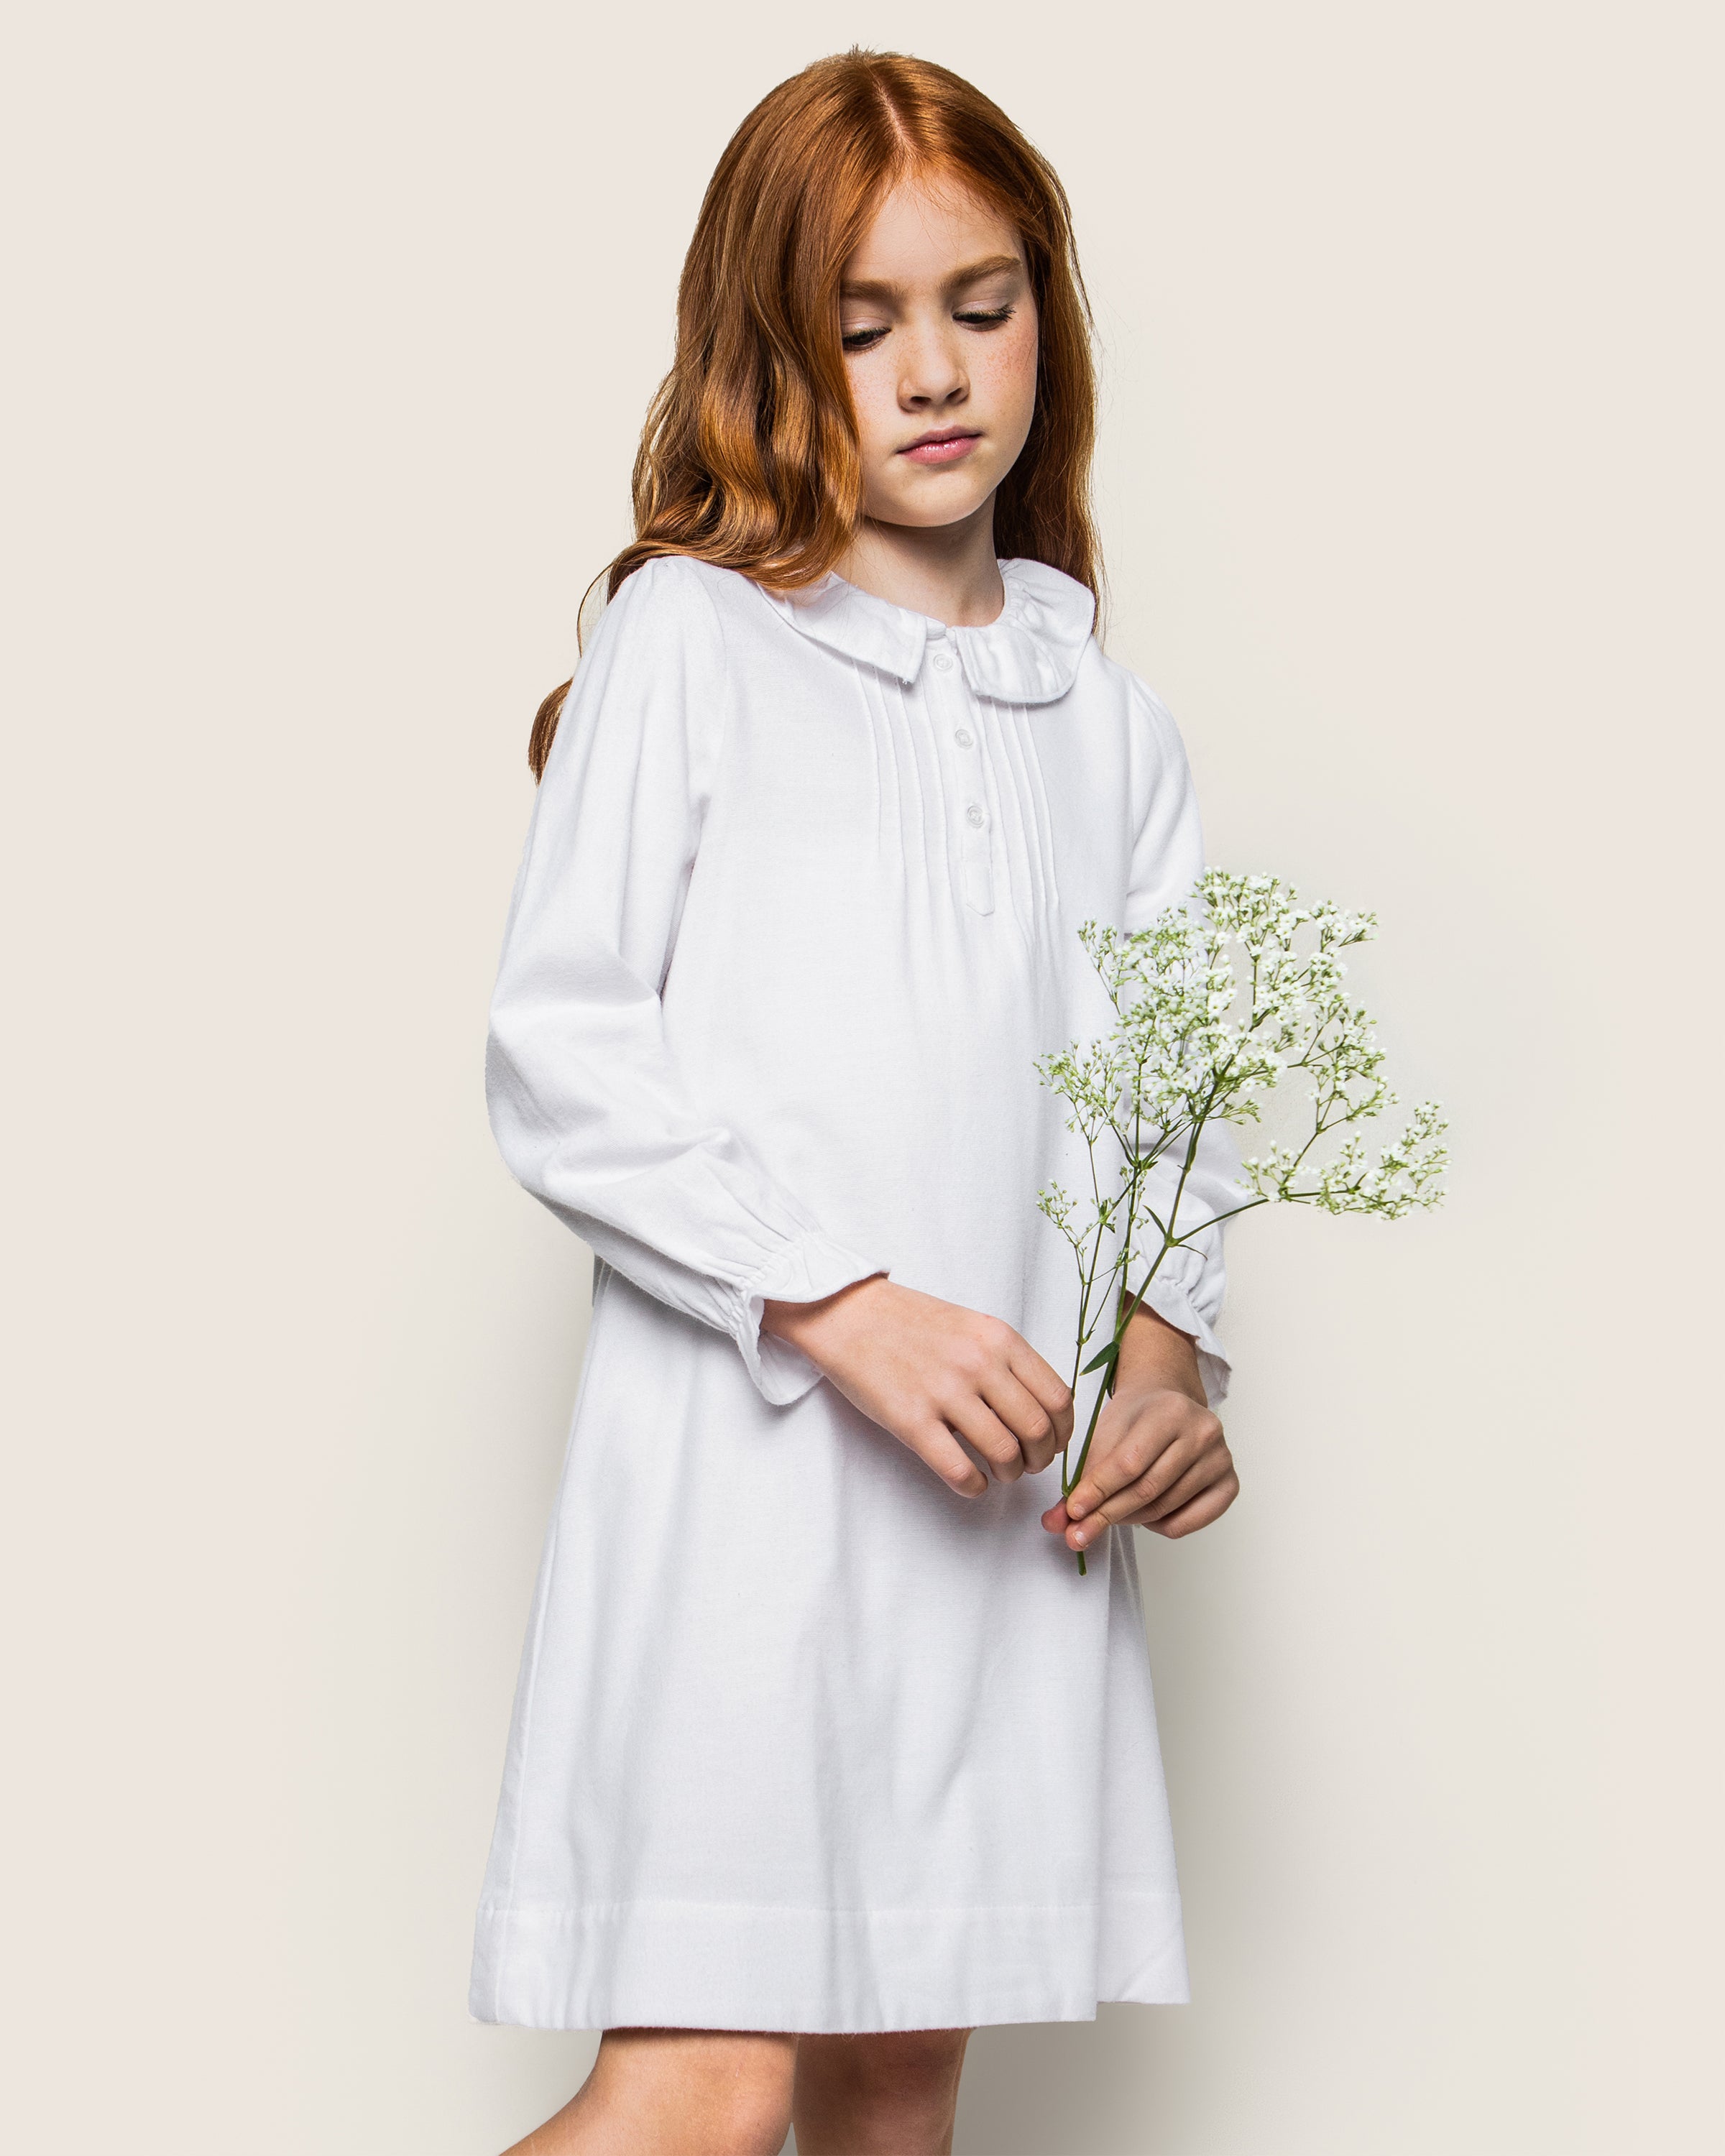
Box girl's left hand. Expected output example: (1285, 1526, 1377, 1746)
(1040, 1384, 1238, 1551)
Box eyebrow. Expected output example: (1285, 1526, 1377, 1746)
(840, 253, 1024, 303)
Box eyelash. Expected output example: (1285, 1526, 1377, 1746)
(841, 305, 1016, 354)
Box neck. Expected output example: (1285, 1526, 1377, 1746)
(834, 497, 1006, 627)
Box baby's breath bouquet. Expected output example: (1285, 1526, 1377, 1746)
(1037, 870, 1448, 1574)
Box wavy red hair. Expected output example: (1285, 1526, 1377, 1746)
(529, 48, 1100, 777)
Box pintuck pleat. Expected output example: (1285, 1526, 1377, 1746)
(851, 650, 1066, 942)
(998, 700, 1064, 933)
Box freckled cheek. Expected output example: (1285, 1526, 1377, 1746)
(849, 372, 904, 466)
(972, 325, 1040, 438)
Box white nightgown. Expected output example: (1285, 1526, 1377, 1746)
(470, 552, 1239, 2034)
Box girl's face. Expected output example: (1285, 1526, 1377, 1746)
(840, 176, 1039, 537)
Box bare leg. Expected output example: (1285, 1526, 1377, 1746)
(500, 2027, 797, 2156)
(791, 2027, 975, 2156)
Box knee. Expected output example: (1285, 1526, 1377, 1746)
(865, 2026, 970, 2080)
(711, 2066, 796, 2156)
(592, 2028, 796, 2156)
(707, 2036, 796, 2145)
(876, 2027, 970, 2068)
(804, 2024, 972, 2099)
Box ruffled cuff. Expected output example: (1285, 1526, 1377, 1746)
(1135, 1247, 1232, 1408)
(729, 1232, 888, 1407)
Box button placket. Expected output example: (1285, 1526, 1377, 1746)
(926, 637, 994, 917)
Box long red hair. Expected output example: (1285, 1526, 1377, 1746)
(529, 48, 1100, 778)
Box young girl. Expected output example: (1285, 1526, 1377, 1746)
(477, 49, 1241, 2156)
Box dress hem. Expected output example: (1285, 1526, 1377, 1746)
(469, 1887, 1190, 2033)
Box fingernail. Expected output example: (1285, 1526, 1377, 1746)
(1072, 1525, 1090, 1547)
(1067, 1498, 1087, 1517)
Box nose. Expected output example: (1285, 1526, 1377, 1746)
(896, 318, 968, 415)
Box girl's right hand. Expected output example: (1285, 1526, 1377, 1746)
(760, 1276, 1074, 1496)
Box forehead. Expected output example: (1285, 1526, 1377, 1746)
(842, 174, 1023, 286)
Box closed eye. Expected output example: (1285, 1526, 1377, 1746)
(842, 305, 1015, 354)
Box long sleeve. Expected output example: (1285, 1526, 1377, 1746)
(484, 555, 883, 1406)
(1120, 681, 1240, 1406)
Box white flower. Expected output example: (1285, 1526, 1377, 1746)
(1036, 869, 1449, 1524)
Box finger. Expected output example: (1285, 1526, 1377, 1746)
(1121, 1450, 1226, 1525)
(1105, 1429, 1230, 1526)
(1144, 1471, 1240, 1539)
(1006, 1340, 1075, 1446)
(1105, 1453, 1229, 1539)
(1067, 1404, 1222, 1521)
(945, 1395, 1027, 1483)
(1068, 1433, 1220, 1548)
(905, 1418, 990, 1499)
(980, 1368, 1062, 1471)
(1063, 1414, 1177, 1521)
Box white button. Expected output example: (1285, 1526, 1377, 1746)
(965, 802, 986, 829)
(954, 727, 975, 749)
(1021, 602, 1042, 628)
(932, 652, 954, 673)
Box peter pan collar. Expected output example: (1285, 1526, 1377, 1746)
(764, 556, 1096, 706)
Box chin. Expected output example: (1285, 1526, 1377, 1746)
(885, 506, 990, 531)
(873, 480, 997, 530)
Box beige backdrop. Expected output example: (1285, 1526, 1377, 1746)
(4, 3, 1719, 2151)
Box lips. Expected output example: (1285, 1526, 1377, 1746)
(899, 429, 982, 466)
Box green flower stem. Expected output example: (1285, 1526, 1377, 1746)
(1064, 1379, 1111, 1577)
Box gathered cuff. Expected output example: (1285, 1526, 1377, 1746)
(1133, 1248, 1231, 1408)
(728, 1233, 888, 1407)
